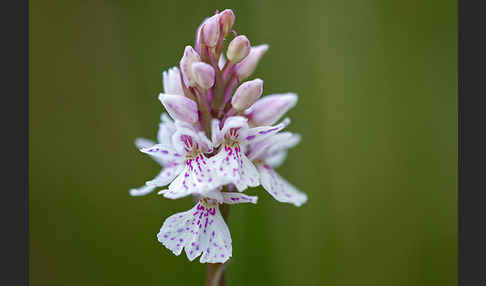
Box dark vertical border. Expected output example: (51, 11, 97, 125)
(459, 0, 486, 285)
(1, 0, 28, 285)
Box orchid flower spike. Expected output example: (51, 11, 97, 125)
(130, 9, 307, 265)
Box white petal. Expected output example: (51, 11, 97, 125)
(234, 155, 260, 191)
(210, 146, 259, 192)
(163, 155, 222, 199)
(240, 118, 290, 145)
(135, 138, 167, 166)
(140, 144, 183, 163)
(247, 132, 299, 163)
(222, 192, 258, 205)
(163, 66, 184, 95)
(129, 184, 157, 197)
(159, 93, 198, 124)
(266, 132, 301, 157)
(157, 201, 232, 263)
(244, 93, 297, 126)
(257, 164, 307, 207)
(135, 138, 156, 149)
(157, 114, 177, 148)
(265, 151, 287, 168)
(146, 163, 184, 187)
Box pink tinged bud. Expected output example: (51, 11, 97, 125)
(231, 78, 264, 111)
(218, 54, 226, 69)
(203, 14, 220, 48)
(194, 24, 202, 53)
(245, 93, 298, 126)
(159, 93, 198, 123)
(226, 35, 250, 64)
(219, 9, 235, 36)
(191, 62, 215, 89)
(235, 44, 269, 81)
(162, 67, 184, 95)
(179, 46, 201, 87)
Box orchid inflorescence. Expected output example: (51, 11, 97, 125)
(130, 9, 307, 264)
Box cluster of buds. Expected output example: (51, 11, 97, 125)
(130, 9, 307, 264)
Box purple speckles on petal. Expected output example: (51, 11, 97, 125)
(263, 164, 272, 170)
(246, 135, 256, 140)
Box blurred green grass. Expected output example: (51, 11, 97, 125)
(30, 0, 457, 285)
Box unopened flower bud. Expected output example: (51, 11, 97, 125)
(159, 93, 198, 123)
(179, 46, 201, 87)
(227, 35, 250, 64)
(191, 62, 215, 89)
(163, 67, 184, 95)
(218, 54, 226, 69)
(194, 24, 202, 53)
(231, 79, 263, 111)
(235, 44, 269, 81)
(245, 93, 298, 126)
(219, 9, 235, 36)
(203, 14, 220, 48)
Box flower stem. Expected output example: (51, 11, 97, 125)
(205, 202, 230, 286)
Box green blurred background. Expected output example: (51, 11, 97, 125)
(30, 0, 457, 285)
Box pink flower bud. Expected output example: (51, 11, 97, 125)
(219, 9, 235, 36)
(179, 46, 201, 87)
(226, 35, 250, 64)
(245, 93, 298, 126)
(191, 62, 215, 89)
(203, 14, 220, 48)
(162, 67, 184, 95)
(218, 54, 226, 69)
(235, 44, 269, 81)
(231, 79, 263, 111)
(159, 93, 198, 123)
(194, 24, 202, 53)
